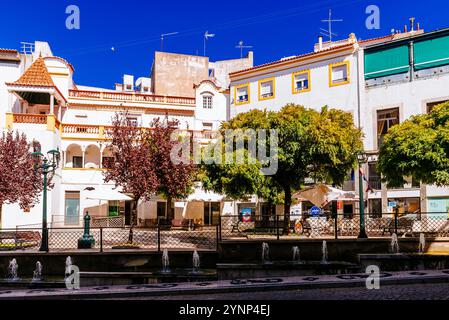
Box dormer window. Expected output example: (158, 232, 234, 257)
(258, 78, 275, 100)
(203, 95, 213, 109)
(235, 84, 250, 105)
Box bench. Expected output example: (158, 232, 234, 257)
(382, 218, 414, 236)
(0, 231, 41, 250)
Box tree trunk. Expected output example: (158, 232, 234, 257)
(166, 195, 173, 221)
(283, 187, 292, 234)
(128, 199, 137, 244)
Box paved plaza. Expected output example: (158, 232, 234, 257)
(0, 269, 449, 300)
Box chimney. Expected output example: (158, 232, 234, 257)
(318, 36, 323, 51)
(410, 17, 416, 32)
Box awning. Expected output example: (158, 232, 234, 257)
(187, 187, 224, 202)
(86, 189, 133, 201)
(294, 184, 358, 208)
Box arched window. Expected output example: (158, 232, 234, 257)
(201, 92, 214, 109)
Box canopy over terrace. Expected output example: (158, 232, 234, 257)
(5, 56, 67, 116)
(294, 184, 358, 208)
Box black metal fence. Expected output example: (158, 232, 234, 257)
(220, 212, 449, 240)
(2, 212, 449, 252)
(0, 225, 219, 252)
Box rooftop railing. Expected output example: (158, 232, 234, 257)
(69, 89, 196, 106)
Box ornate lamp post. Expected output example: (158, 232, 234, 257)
(32, 149, 60, 252)
(357, 152, 368, 239)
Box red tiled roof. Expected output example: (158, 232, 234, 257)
(0, 48, 18, 53)
(229, 43, 354, 77)
(7, 56, 55, 87)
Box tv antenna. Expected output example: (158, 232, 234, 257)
(204, 31, 216, 57)
(161, 32, 179, 51)
(235, 40, 253, 59)
(321, 9, 343, 42)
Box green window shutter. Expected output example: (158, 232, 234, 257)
(364, 45, 410, 80)
(414, 35, 449, 70)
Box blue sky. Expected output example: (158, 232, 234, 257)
(1, 0, 448, 89)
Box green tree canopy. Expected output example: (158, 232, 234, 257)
(378, 101, 449, 188)
(201, 104, 363, 233)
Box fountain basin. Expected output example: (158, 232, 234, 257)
(217, 261, 359, 280)
(0, 277, 66, 289)
(78, 269, 217, 287)
(359, 253, 449, 271)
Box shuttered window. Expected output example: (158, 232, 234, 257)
(364, 45, 410, 80)
(414, 35, 449, 70)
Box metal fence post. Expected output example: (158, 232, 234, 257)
(100, 228, 103, 253)
(216, 225, 219, 251)
(276, 215, 280, 240)
(157, 225, 161, 252)
(334, 213, 338, 240)
(219, 214, 222, 242)
(394, 208, 398, 235)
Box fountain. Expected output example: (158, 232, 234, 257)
(32, 261, 43, 282)
(162, 249, 170, 273)
(419, 233, 426, 254)
(192, 250, 201, 273)
(292, 246, 301, 264)
(321, 241, 328, 264)
(391, 233, 400, 254)
(7, 259, 19, 281)
(65, 256, 73, 278)
(262, 242, 270, 264)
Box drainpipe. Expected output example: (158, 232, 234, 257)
(409, 41, 415, 82)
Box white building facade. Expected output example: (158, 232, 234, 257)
(229, 26, 449, 218)
(0, 42, 251, 229)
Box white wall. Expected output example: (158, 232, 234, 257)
(194, 82, 228, 130)
(230, 53, 358, 119)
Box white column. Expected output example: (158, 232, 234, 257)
(100, 146, 104, 169)
(81, 146, 86, 169)
(7, 92, 13, 112)
(50, 94, 55, 114)
(57, 104, 62, 120)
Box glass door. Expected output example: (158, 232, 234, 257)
(65, 195, 80, 226)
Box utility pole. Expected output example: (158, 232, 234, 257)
(161, 32, 179, 52)
(321, 9, 343, 42)
(204, 31, 215, 57)
(235, 40, 253, 59)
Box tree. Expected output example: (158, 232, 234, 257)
(378, 101, 449, 188)
(103, 113, 159, 242)
(202, 105, 363, 233)
(148, 118, 196, 220)
(0, 131, 44, 226)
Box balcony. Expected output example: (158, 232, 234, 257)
(8, 114, 217, 142)
(68, 90, 196, 106)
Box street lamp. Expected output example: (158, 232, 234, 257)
(357, 152, 368, 239)
(32, 148, 61, 252)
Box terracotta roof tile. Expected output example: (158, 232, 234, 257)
(8, 56, 55, 87)
(229, 43, 354, 77)
(0, 48, 18, 53)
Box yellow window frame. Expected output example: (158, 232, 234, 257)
(258, 78, 275, 101)
(292, 70, 311, 94)
(329, 61, 350, 87)
(234, 83, 251, 106)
